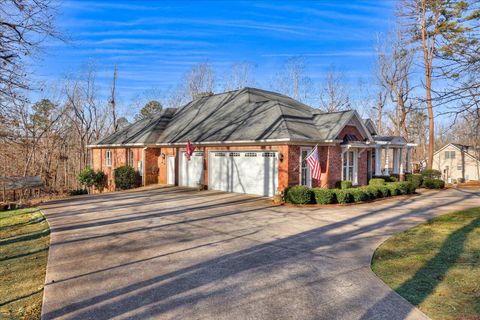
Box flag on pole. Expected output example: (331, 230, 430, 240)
(305, 145, 322, 180)
(186, 140, 195, 161)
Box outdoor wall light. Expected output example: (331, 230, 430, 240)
(161, 153, 166, 159)
(278, 153, 284, 162)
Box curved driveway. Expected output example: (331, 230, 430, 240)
(40, 186, 480, 320)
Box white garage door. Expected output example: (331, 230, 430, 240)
(179, 152, 204, 187)
(208, 151, 278, 196)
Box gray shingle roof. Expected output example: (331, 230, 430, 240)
(90, 88, 366, 146)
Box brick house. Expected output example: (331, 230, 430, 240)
(88, 88, 415, 196)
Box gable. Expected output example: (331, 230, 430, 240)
(334, 111, 372, 142)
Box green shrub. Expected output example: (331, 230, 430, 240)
(114, 165, 137, 190)
(350, 188, 369, 202)
(69, 189, 88, 196)
(313, 188, 336, 204)
(340, 180, 352, 189)
(396, 182, 409, 195)
(78, 167, 96, 189)
(422, 178, 434, 188)
(373, 175, 397, 182)
(423, 178, 445, 189)
(405, 181, 417, 194)
(366, 185, 382, 199)
(284, 185, 313, 204)
(78, 167, 107, 192)
(378, 185, 390, 197)
(433, 179, 445, 189)
(406, 173, 423, 188)
(335, 189, 353, 204)
(93, 170, 107, 192)
(369, 178, 385, 186)
(421, 169, 442, 180)
(386, 182, 402, 196)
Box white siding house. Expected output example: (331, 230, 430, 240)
(433, 143, 480, 183)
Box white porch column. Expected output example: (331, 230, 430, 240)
(383, 146, 390, 175)
(399, 148, 404, 175)
(405, 147, 412, 173)
(393, 148, 399, 174)
(375, 146, 382, 176)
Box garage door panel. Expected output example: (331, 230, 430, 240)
(208, 151, 278, 196)
(179, 152, 204, 188)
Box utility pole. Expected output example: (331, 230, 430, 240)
(110, 65, 118, 132)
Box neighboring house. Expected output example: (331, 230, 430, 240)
(87, 88, 415, 196)
(433, 143, 480, 183)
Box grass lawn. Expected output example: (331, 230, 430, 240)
(0, 208, 50, 320)
(372, 208, 480, 320)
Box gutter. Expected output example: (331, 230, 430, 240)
(87, 139, 344, 148)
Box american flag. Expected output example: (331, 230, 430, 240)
(186, 140, 195, 161)
(305, 145, 322, 180)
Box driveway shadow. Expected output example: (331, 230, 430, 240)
(42, 188, 480, 319)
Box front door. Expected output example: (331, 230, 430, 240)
(300, 147, 312, 187)
(167, 156, 175, 185)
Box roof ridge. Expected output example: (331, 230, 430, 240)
(272, 102, 294, 140)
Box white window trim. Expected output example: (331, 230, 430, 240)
(105, 150, 112, 167)
(299, 147, 312, 187)
(129, 150, 134, 167)
(341, 148, 358, 185)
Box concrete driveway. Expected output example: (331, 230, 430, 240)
(40, 186, 480, 320)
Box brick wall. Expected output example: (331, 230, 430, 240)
(90, 147, 143, 191)
(91, 141, 371, 194)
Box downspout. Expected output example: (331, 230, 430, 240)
(142, 147, 147, 186)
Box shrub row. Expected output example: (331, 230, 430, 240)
(284, 181, 416, 205)
(405, 172, 445, 189)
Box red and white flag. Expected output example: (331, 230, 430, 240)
(305, 145, 322, 180)
(186, 140, 195, 161)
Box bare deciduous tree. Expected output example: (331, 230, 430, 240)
(318, 68, 350, 112)
(184, 61, 215, 100)
(223, 61, 256, 91)
(377, 31, 414, 139)
(273, 56, 312, 102)
(0, 0, 60, 115)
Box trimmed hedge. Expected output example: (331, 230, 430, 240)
(284, 181, 415, 205)
(341, 180, 353, 189)
(366, 185, 383, 198)
(423, 178, 445, 189)
(335, 189, 353, 204)
(313, 188, 336, 204)
(373, 175, 398, 182)
(114, 166, 137, 190)
(350, 188, 369, 202)
(406, 173, 423, 188)
(284, 185, 313, 204)
(420, 169, 442, 180)
(369, 178, 385, 186)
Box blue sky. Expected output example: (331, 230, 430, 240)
(36, 0, 397, 118)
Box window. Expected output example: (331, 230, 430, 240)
(105, 150, 112, 166)
(262, 152, 276, 157)
(245, 152, 257, 157)
(342, 150, 357, 184)
(128, 150, 134, 167)
(300, 147, 312, 187)
(445, 151, 456, 159)
(229, 152, 240, 157)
